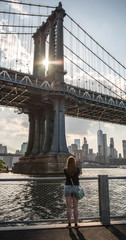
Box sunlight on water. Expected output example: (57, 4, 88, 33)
(82, 167, 126, 177)
(0, 168, 126, 223)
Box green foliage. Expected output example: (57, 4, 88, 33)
(0, 159, 7, 169)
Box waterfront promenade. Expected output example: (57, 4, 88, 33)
(0, 171, 126, 239)
(0, 221, 126, 240)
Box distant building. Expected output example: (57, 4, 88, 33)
(12, 156, 20, 167)
(109, 138, 114, 158)
(71, 144, 78, 154)
(74, 149, 83, 161)
(68, 144, 78, 155)
(13, 143, 27, 167)
(0, 144, 13, 168)
(0, 144, 7, 154)
(82, 137, 88, 160)
(88, 149, 96, 161)
(68, 146, 72, 154)
(122, 140, 126, 158)
(74, 139, 80, 150)
(102, 134, 108, 163)
(89, 149, 93, 155)
(16, 150, 20, 154)
(20, 142, 27, 154)
(114, 148, 118, 159)
(97, 130, 108, 163)
(97, 129, 103, 156)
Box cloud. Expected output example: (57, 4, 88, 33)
(0, 107, 28, 151)
(0, 7, 34, 73)
(65, 116, 98, 149)
(104, 123, 115, 129)
(9, 0, 28, 17)
(0, 28, 31, 62)
(65, 116, 90, 135)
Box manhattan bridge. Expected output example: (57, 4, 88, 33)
(0, 1, 126, 174)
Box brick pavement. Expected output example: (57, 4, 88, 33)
(0, 223, 126, 240)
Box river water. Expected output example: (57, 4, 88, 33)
(0, 168, 126, 223)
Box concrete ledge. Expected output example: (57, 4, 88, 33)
(1, 222, 126, 240)
(0, 220, 126, 231)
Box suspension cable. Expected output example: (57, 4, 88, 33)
(64, 26, 126, 82)
(0, 25, 38, 28)
(0, 0, 55, 8)
(64, 44, 126, 95)
(64, 54, 123, 99)
(0, 11, 49, 17)
(0, 32, 33, 34)
(46, 38, 125, 99)
(66, 14, 126, 70)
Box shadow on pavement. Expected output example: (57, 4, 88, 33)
(106, 225, 126, 240)
(69, 228, 86, 240)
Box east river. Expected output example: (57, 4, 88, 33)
(0, 168, 126, 224)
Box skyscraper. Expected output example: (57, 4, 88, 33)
(68, 144, 78, 155)
(97, 129, 108, 163)
(82, 137, 88, 159)
(122, 140, 126, 158)
(21, 142, 27, 154)
(109, 138, 114, 158)
(0, 144, 7, 154)
(74, 139, 80, 150)
(97, 129, 103, 156)
(102, 134, 108, 163)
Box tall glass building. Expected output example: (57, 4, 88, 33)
(97, 129, 108, 163)
(74, 139, 80, 150)
(122, 140, 126, 158)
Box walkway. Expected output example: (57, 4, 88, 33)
(0, 221, 126, 240)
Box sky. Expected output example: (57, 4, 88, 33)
(0, 0, 126, 155)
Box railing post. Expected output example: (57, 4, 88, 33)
(98, 175, 110, 225)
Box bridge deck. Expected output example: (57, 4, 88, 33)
(0, 221, 126, 240)
(1, 67, 126, 125)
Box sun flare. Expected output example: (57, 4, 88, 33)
(42, 59, 49, 69)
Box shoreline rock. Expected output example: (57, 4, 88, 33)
(0, 168, 9, 173)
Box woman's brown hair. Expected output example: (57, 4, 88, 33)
(66, 156, 77, 176)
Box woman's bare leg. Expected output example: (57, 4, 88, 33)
(66, 196, 72, 224)
(73, 197, 78, 224)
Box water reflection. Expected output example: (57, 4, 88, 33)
(109, 179, 126, 217)
(0, 168, 126, 222)
(0, 180, 66, 222)
(29, 181, 66, 220)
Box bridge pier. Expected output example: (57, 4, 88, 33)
(13, 153, 70, 175)
(13, 3, 70, 175)
(13, 99, 69, 175)
(25, 112, 35, 156)
(50, 98, 68, 153)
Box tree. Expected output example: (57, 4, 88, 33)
(0, 159, 7, 169)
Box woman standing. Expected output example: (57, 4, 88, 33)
(64, 156, 80, 229)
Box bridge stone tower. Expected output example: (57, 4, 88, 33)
(13, 3, 70, 175)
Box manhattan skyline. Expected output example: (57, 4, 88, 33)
(67, 127, 125, 157)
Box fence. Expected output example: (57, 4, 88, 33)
(0, 175, 126, 226)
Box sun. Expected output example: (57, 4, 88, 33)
(42, 59, 49, 69)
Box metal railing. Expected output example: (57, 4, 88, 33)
(109, 176, 126, 220)
(0, 175, 126, 226)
